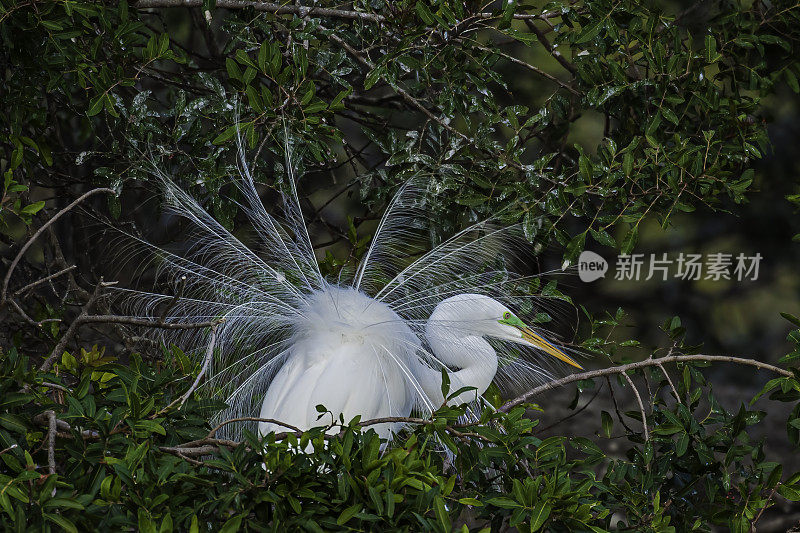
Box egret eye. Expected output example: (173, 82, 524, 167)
(503, 312, 512, 319)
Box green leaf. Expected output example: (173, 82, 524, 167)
(415, 2, 434, 24)
(576, 20, 604, 43)
(590, 228, 616, 247)
(705, 35, 718, 63)
(219, 515, 242, 533)
(336, 504, 361, 526)
(45, 514, 78, 533)
(530, 502, 552, 531)
(20, 200, 45, 215)
(661, 107, 679, 125)
(486, 497, 522, 509)
(364, 66, 383, 90)
(433, 496, 451, 533)
(778, 483, 800, 501)
(601, 410, 613, 438)
(0, 414, 27, 434)
(212, 125, 239, 145)
(138, 509, 157, 533)
(563, 231, 586, 268)
(620, 225, 639, 254)
(781, 312, 800, 327)
(87, 95, 105, 116)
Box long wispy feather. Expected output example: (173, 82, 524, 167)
(111, 137, 579, 441)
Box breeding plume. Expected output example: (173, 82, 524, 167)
(115, 147, 582, 441)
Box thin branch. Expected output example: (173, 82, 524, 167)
(77, 315, 224, 329)
(1, 188, 115, 304)
(40, 280, 112, 372)
(46, 410, 57, 475)
(174, 325, 218, 409)
(13, 265, 77, 297)
(7, 298, 61, 327)
(159, 444, 219, 459)
(40, 382, 72, 394)
(0, 444, 18, 456)
(537, 384, 603, 433)
(498, 354, 793, 413)
(158, 275, 186, 324)
(606, 375, 635, 434)
(524, 19, 577, 75)
(466, 40, 580, 95)
(207, 417, 302, 438)
(136, 0, 388, 21)
(133, 1, 562, 23)
(621, 372, 648, 442)
(325, 30, 470, 144)
(657, 362, 681, 403)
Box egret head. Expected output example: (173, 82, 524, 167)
(496, 309, 582, 369)
(430, 294, 582, 370)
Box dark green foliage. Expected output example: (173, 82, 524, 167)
(3, 0, 800, 531)
(2, 327, 800, 531)
(2, 1, 799, 254)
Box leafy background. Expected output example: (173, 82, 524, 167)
(2, 0, 800, 531)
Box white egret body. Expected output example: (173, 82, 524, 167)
(116, 147, 582, 441)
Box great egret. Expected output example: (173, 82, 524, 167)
(257, 290, 580, 439)
(114, 143, 582, 441)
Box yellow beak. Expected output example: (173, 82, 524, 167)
(521, 328, 583, 369)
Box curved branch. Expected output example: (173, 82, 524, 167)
(621, 372, 648, 441)
(207, 417, 302, 438)
(1, 188, 115, 304)
(133, 1, 562, 23)
(498, 354, 793, 413)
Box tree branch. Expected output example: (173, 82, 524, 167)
(164, 325, 218, 411)
(133, 1, 563, 24)
(498, 354, 793, 413)
(524, 19, 577, 76)
(40, 280, 112, 373)
(46, 410, 57, 475)
(13, 265, 76, 298)
(621, 372, 649, 441)
(1, 188, 115, 305)
(78, 315, 224, 329)
(135, 0, 387, 21)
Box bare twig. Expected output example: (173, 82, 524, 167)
(171, 325, 218, 409)
(537, 384, 603, 433)
(751, 486, 778, 529)
(46, 410, 56, 475)
(1, 188, 115, 304)
(499, 354, 792, 413)
(621, 372, 649, 441)
(7, 298, 60, 327)
(657, 362, 681, 403)
(40, 382, 72, 394)
(208, 417, 303, 438)
(465, 40, 580, 95)
(13, 265, 77, 297)
(78, 315, 224, 329)
(325, 30, 470, 144)
(0, 444, 18, 456)
(136, 0, 388, 21)
(40, 280, 112, 372)
(133, 1, 562, 23)
(32, 413, 101, 440)
(524, 19, 577, 75)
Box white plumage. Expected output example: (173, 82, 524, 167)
(113, 143, 582, 442)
